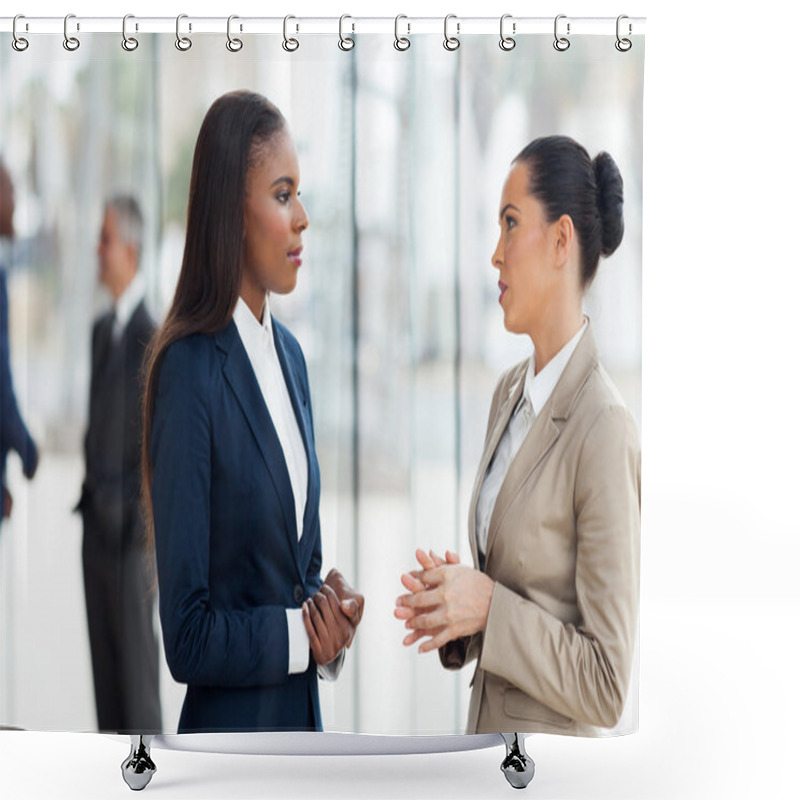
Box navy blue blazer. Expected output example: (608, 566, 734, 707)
(150, 316, 323, 732)
(1, 268, 37, 494)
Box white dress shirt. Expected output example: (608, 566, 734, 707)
(233, 297, 308, 541)
(233, 297, 342, 679)
(475, 320, 588, 557)
(111, 271, 146, 341)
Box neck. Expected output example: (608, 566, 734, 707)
(240, 282, 267, 323)
(529, 303, 584, 375)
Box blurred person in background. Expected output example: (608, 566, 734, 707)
(0, 158, 39, 529)
(74, 195, 162, 733)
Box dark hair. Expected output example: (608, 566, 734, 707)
(514, 135, 624, 287)
(140, 90, 286, 554)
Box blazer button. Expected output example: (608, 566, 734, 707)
(293, 584, 304, 605)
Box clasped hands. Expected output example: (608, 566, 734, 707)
(302, 568, 364, 667)
(300, 552, 493, 663)
(394, 548, 495, 653)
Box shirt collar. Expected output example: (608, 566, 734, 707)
(233, 295, 274, 349)
(113, 271, 145, 331)
(524, 318, 588, 417)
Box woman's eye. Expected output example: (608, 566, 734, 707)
(276, 191, 290, 204)
(505, 215, 516, 230)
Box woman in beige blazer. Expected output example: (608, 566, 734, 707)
(395, 135, 640, 737)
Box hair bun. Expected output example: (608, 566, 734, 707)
(593, 151, 624, 256)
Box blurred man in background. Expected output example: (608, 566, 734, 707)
(75, 196, 161, 732)
(0, 158, 38, 528)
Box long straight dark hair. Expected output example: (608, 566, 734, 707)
(140, 90, 286, 554)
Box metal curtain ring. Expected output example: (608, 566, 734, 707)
(12, 14, 29, 52)
(553, 14, 570, 51)
(338, 14, 354, 51)
(615, 14, 632, 52)
(394, 15, 410, 51)
(63, 13, 80, 51)
(226, 15, 243, 52)
(122, 14, 139, 51)
(176, 14, 192, 51)
(499, 14, 515, 51)
(444, 14, 460, 51)
(283, 15, 299, 52)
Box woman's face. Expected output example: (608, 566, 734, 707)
(492, 162, 561, 337)
(242, 131, 309, 300)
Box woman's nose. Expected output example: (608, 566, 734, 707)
(295, 199, 309, 232)
(491, 237, 503, 270)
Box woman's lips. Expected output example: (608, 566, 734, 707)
(498, 281, 507, 303)
(288, 246, 303, 267)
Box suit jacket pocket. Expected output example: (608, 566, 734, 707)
(503, 687, 572, 729)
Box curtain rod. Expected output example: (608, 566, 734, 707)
(1, 16, 646, 37)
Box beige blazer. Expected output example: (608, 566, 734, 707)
(441, 322, 640, 736)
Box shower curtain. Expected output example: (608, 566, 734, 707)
(0, 20, 644, 739)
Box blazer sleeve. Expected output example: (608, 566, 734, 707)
(305, 518, 323, 595)
(478, 404, 641, 729)
(151, 338, 291, 688)
(0, 271, 37, 475)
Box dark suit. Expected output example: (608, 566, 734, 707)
(78, 298, 162, 732)
(0, 267, 38, 517)
(150, 317, 324, 732)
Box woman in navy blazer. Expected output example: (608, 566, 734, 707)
(140, 91, 363, 733)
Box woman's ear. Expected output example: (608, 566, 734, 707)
(553, 213, 575, 269)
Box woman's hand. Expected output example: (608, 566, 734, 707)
(411, 548, 461, 574)
(303, 584, 355, 666)
(395, 548, 494, 653)
(321, 568, 364, 647)
(394, 549, 456, 648)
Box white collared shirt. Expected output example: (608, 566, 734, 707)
(233, 296, 344, 678)
(233, 296, 308, 543)
(475, 320, 587, 557)
(112, 271, 145, 341)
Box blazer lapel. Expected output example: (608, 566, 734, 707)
(484, 412, 561, 560)
(467, 364, 527, 570)
(215, 321, 299, 561)
(272, 320, 319, 569)
(483, 322, 601, 564)
(125, 300, 153, 347)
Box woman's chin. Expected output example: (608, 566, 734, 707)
(501, 311, 517, 334)
(270, 278, 298, 296)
